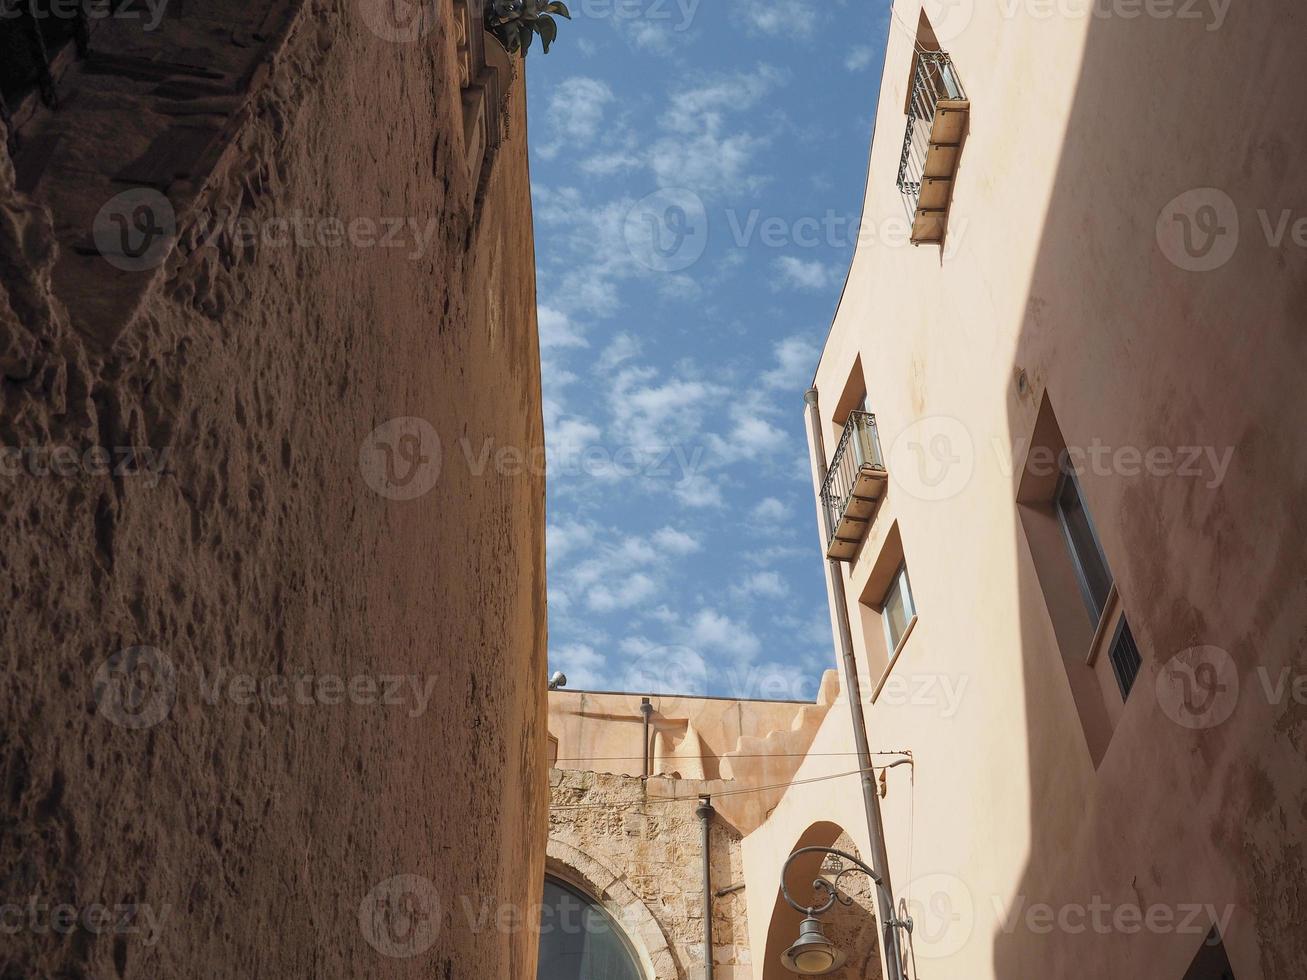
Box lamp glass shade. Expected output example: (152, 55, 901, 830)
(780, 916, 847, 976)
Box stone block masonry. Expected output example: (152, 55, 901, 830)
(549, 769, 753, 979)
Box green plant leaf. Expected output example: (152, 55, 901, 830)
(545, 1, 571, 19)
(520, 24, 534, 55)
(535, 13, 558, 52)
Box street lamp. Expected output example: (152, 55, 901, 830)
(778, 846, 913, 977)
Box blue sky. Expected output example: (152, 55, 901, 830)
(528, 0, 893, 700)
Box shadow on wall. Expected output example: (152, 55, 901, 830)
(996, 2, 1307, 978)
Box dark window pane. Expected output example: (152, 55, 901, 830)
(1055, 473, 1114, 623)
(1107, 617, 1142, 701)
(538, 878, 645, 980)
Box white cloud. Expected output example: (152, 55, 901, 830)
(845, 45, 875, 71)
(587, 572, 659, 612)
(581, 151, 644, 177)
(539, 305, 587, 349)
(751, 497, 789, 524)
(773, 256, 840, 292)
(539, 77, 615, 159)
(652, 526, 701, 555)
(552, 643, 608, 689)
(598, 333, 641, 371)
(550, 416, 602, 459)
(735, 0, 820, 37)
(734, 570, 788, 600)
(548, 520, 597, 565)
(673, 472, 724, 509)
(650, 67, 783, 195)
(686, 608, 761, 659)
(762, 336, 816, 390)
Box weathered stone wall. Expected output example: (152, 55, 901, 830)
(549, 769, 752, 980)
(1, 2, 546, 978)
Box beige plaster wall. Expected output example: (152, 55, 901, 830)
(747, 1, 1307, 978)
(549, 679, 838, 835)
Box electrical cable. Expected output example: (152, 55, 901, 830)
(548, 757, 914, 812)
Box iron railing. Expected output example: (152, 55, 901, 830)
(896, 51, 966, 218)
(820, 411, 886, 547)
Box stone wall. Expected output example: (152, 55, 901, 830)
(548, 769, 753, 980)
(1, 2, 547, 978)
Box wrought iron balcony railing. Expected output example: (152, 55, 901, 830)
(821, 411, 888, 562)
(896, 51, 970, 245)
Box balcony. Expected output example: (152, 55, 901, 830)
(821, 412, 888, 562)
(897, 52, 969, 246)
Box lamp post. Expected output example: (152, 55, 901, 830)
(778, 846, 913, 977)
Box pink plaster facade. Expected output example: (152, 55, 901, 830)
(745, 0, 1307, 978)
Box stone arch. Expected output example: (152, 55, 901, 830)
(545, 837, 679, 980)
(760, 821, 880, 980)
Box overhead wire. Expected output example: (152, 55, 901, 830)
(548, 754, 915, 812)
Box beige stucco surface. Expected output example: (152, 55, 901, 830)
(742, 1, 1307, 979)
(550, 680, 837, 835)
(1, 4, 547, 978)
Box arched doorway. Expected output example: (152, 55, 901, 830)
(538, 875, 647, 980)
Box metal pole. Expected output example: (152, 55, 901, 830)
(803, 387, 905, 980)
(640, 697, 653, 779)
(696, 796, 715, 980)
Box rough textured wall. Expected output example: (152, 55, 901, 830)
(1, 3, 547, 978)
(549, 770, 751, 980)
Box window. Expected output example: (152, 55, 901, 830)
(1055, 471, 1114, 624)
(881, 564, 916, 654)
(1054, 469, 1140, 699)
(1017, 394, 1147, 765)
(537, 877, 645, 980)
